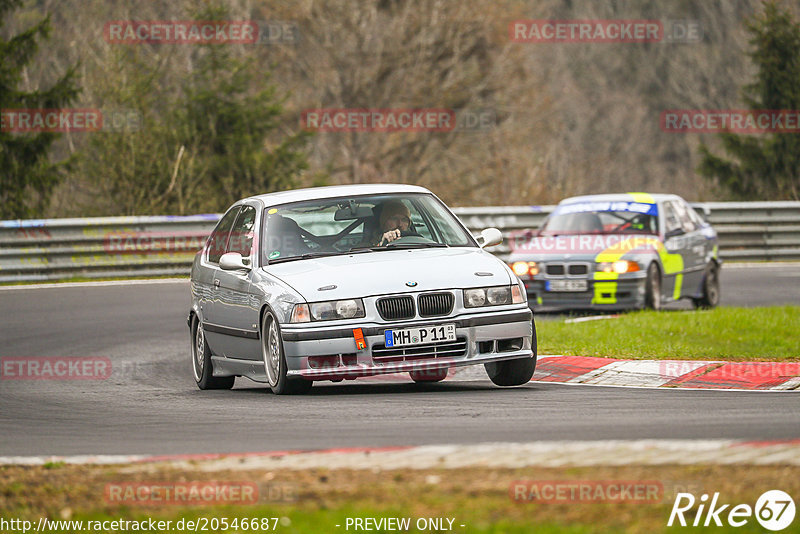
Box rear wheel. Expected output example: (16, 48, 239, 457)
(191, 316, 234, 390)
(644, 263, 662, 310)
(262, 311, 313, 395)
(410, 368, 448, 383)
(694, 262, 720, 309)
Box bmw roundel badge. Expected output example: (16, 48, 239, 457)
(406, 281, 418, 287)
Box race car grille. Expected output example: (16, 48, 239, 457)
(546, 264, 565, 275)
(568, 264, 588, 275)
(418, 292, 454, 317)
(377, 295, 415, 320)
(546, 262, 589, 276)
(372, 337, 467, 363)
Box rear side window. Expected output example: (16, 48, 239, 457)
(207, 207, 240, 264)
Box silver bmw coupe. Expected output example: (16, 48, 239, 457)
(188, 184, 536, 394)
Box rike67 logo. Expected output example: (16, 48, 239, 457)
(668, 490, 795, 531)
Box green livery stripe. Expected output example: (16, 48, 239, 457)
(592, 281, 618, 304)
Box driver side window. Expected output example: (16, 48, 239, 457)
(207, 207, 240, 264)
(226, 206, 256, 259)
(662, 202, 682, 235)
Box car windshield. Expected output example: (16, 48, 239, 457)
(540, 200, 658, 236)
(262, 193, 475, 264)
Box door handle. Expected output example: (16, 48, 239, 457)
(214, 279, 220, 288)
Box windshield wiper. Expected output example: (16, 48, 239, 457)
(385, 242, 448, 249)
(347, 243, 448, 253)
(268, 251, 348, 265)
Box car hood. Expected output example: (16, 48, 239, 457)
(508, 233, 662, 261)
(264, 247, 511, 300)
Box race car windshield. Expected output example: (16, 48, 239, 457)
(540, 203, 658, 236)
(262, 193, 476, 264)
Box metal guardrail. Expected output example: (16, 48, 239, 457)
(1, 202, 798, 282)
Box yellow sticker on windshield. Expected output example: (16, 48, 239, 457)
(268, 208, 278, 214)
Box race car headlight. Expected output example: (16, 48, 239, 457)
(464, 288, 486, 307)
(308, 299, 365, 321)
(464, 286, 516, 308)
(511, 261, 539, 277)
(290, 299, 365, 322)
(597, 260, 640, 274)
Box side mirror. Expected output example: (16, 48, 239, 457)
(219, 252, 251, 271)
(477, 227, 503, 248)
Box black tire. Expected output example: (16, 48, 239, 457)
(644, 263, 662, 310)
(485, 330, 537, 387)
(261, 311, 313, 395)
(409, 368, 448, 383)
(485, 357, 536, 386)
(695, 262, 720, 309)
(191, 316, 235, 390)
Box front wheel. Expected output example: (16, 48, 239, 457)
(644, 263, 662, 310)
(694, 262, 720, 309)
(261, 311, 313, 395)
(410, 368, 448, 383)
(485, 357, 536, 387)
(191, 316, 234, 390)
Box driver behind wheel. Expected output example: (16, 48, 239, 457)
(377, 199, 413, 245)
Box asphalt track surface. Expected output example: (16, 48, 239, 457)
(1, 264, 798, 456)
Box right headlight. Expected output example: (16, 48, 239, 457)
(464, 285, 523, 308)
(290, 299, 366, 322)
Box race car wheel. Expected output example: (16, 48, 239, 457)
(191, 316, 235, 390)
(695, 262, 720, 309)
(262, 311, 313, 395)
(485, 356, 536, 386)
(409, 368, 449, 383)
(644, 263, 662, 310)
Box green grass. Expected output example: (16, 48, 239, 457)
(537, 306, 800, 361)
(3, 464, 796, 534)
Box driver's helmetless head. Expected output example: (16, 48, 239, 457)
(380, 200, 411, 231)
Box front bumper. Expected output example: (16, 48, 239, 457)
(280, 308, 534, 379)
(524, 274, 648, 310)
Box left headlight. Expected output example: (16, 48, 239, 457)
(464, 285, 525, 308)
(597, 260, 640, 274)
(290, 299, 366, 322)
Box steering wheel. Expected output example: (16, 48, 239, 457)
(387, 233, 436, 245)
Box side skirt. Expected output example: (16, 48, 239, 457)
(210, 355, 267, 382)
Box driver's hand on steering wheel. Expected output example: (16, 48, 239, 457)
(380, 228, 402, 245)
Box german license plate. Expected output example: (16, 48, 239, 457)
(384, 324, 456, 348)
(546, 280, 588, 292)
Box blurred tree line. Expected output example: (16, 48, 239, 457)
(0, 0, 798, 219)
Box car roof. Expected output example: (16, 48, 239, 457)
(244, 184, 433, 207)
(558, 192, 683, 205)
